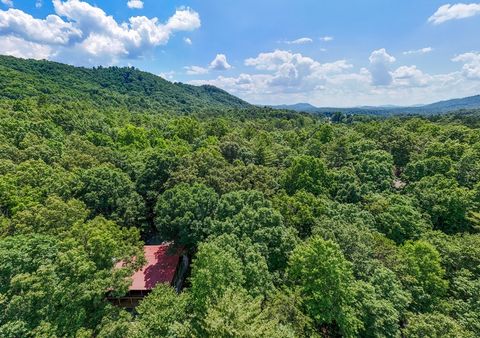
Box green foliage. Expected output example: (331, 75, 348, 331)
(283, 155, 330, 196)
(202, 288, 294, 338)
(0, 234, 138, 337)
(355, 150, 394, 194)
(365, 194, 431, 244)
(0, 56, 479, 337)
(155, 183, 218, 247)
(409, 175, 474, 233)
(287, 236, 362, 337)
(403, 312, 474, 338)
(130, 284, 189, 338)
(189, 237, 246, 316)
(355, 267, 411, 338)
(211, 190, 299, 271)
(398, 240, 448, 312)
(0, 55, 251, 113)
(73, 165, 145, 227)
(272, 190, 327, 238)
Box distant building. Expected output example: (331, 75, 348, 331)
(108, 244, 188, 308)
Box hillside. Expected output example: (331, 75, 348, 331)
(0, 55, 251, 113)
(273, 94, 480, 115)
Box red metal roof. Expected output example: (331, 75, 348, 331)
(127, 244, 181, 291)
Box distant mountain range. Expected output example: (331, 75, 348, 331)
(270, 95, 480, 115)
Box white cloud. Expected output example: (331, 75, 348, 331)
(0, 35, 53, 59)
(184, 65, 209, 75)
(320, 36, 333, 42)
(35, 0, 42, 8)
(209, 53, 232, 70)
(369, 48, 396, 86)
(428, 3, 480, 24)
(284, 37, 313, 45)
(369, 48, 396, 64)
(183, 37, 192, 45)
(159, 70, 175, 80)
(403, 47, 433, 55)
(190, 49, 480, 107)
(0, 8, 82, 44)
(452, 52, 480, 79)
(185, 54, 232, 75)
(127, 0, 143, 9)
(220, 50, 353, 93)
(0, 0, 201, 65)
(392, 65, 431, 87)
(1, 0, 13, 8)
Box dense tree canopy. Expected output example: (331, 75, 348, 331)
(0, 56, 480, 337)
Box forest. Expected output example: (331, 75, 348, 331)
(0, 56, 480, 337)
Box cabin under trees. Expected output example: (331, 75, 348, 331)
(108, 244, 188, 309)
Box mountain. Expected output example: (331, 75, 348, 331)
(0, 55, 251, 113)
(272, 94, 480, 115)
(419, 95, 480, 113)
(270, 103, 319, 113)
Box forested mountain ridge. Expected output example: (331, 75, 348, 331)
(0, 56, 480, 337)
(273, 94, 480, 115)
(0, 55, 251, 113)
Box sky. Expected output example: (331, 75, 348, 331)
(1, 1, 480, 107)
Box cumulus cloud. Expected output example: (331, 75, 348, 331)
(0, 8, 82, 45)
(0, 0, 201, 65)
(127, 0, 143, 9)
(0, 35, 52, 59)
(284, 37, 313, 45)
(209, 54, 232, 70)
(452, 52, 480, 79)
(35, 0, 43, 8)
(220, 50, 353, 93)
(1, 0, 13, 8)
(369, 48, 396, 86)
(190, 49, 480, 107)
(183, 37, 192, 45)
(185, 54, 232, 75)
(403, 47, 433, 55)
(392, 65, 431, 87)
(428, 3, 480, 24)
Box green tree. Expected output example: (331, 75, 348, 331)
(283, 155, 330, 196)
(154, 183, 218, 248)
(0, 235, 134, 337)
(403, 312, 474, 338)
(409, 175, 474, 233)
(355, 150, 394, 194)
(398, 240, 448, 312)
(189, 238, 246, 316)
(202, 288, 294, 338)
(272, 190, 328, 239)
(74, 165, 145, 227)
(365, 193, 431, 244)
(212, 190, 298, 271)
(10, 195, 88, 235)
(129, 284, 189, 338)
(355, 267, 411, 338)
(287, 236, 362, 337)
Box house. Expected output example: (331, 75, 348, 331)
(108, 244, 188, 308)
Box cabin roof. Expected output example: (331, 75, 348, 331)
(127, 244, 181, 291)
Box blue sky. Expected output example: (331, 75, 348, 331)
(1, 0, 480, 106)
